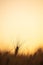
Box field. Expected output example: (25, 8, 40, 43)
(0, 48, 43, 65)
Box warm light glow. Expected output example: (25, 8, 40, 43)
(0, 0, 43, 54)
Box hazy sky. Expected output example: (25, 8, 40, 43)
(0, 0, 43, 54)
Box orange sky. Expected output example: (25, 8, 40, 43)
(0, 0, 43, 54)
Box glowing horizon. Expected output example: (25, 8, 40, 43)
(0, 0, 43, 54)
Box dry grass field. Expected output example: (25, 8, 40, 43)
(0, 47, 43, 65)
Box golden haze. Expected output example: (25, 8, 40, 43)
(0, 0, 43, 54)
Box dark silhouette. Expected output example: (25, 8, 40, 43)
(15, 45, 19, 56)
(0, 46, 43, 65)
(14, 41, 22, 56)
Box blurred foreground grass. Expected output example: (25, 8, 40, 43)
(0, 48, 43, 65)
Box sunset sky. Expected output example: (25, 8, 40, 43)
(0, 0, 43, 54)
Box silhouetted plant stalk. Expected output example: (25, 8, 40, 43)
(15, 45, 19, 56)
(14, 42, 21, 56)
